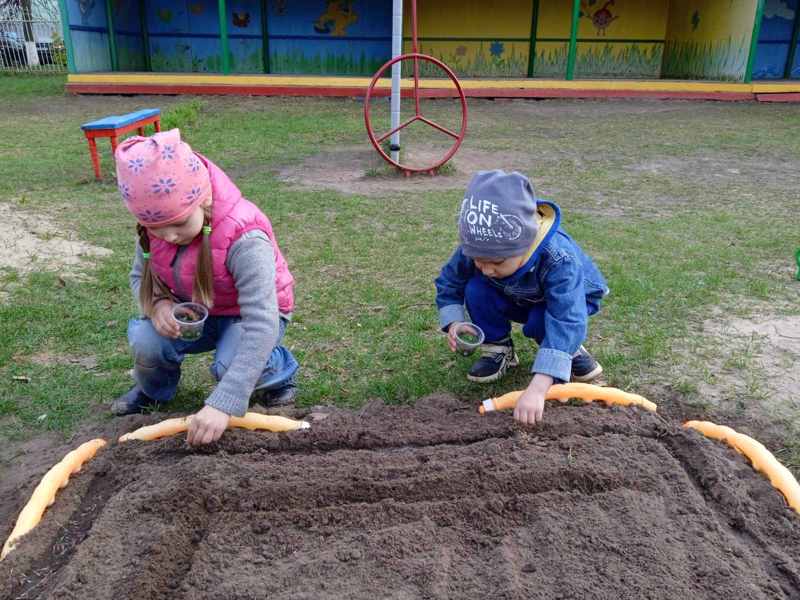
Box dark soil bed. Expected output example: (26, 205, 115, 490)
(1, 396, 799, 599)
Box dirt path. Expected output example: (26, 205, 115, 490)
(1, 397, 798, 599)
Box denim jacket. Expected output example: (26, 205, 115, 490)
(435, 200, 608, 382)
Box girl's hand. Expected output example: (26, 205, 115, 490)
(447, 322, 464, 352)
(152, 300, 180, 339)
(187, 405, 230, 446)
(513, 373, 554, 425)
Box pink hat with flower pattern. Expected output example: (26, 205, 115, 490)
(114, 128, 211, 227)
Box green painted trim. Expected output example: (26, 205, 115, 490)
(527, 0, 539, 77)
(784, 5, 800, 79)
(218, 0, 230, 74)
(566, 0, 580, 79)
(261, 0, 270, 73)
(745, 0, 765, 82)
(140, 0, 151, 71)
(104, 0, 118, 71)
(56, 0, 76, 73)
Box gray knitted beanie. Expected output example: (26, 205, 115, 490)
(458, 170, 537, 258)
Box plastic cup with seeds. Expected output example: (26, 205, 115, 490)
(172, 302, 209, 342)
(452, 322, 485, 356)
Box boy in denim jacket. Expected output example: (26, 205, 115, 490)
(435, 170, 608, 425)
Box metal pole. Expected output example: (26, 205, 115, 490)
(218, 0, 230, 74)
(105, 0, 118, 71)
(411, 0, 421, 116)
(566, 0, 580, 80)
(57, 0, 76, 73)
(745, 0, 765, 82)
(390, 0, 403, 162)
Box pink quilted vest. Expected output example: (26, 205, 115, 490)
(148, 155, 294, 316)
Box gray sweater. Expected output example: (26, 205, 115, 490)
(130, 230, 286, 417)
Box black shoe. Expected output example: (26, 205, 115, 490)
(251, 383, 297, 408)
(571, 345, 603, 382)
(467, 338, 519, 383)
(110, 385, 161, 416)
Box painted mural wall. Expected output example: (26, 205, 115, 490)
(67, 0, 112, 72)
(574, 0, 669, 78)
(403, 0, 533, 77)
(532, 1, 570, 77)
(663, 0, 757, 81)
(112, 0, 147, 71)
(267, 0, 391, 75)
(145, 0, 223, 72)
(753, 0, 799, 78)
(227, 0, 263, 73)
(404, 0, 668, 79)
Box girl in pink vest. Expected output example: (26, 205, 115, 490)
(112, 129, 298, 446)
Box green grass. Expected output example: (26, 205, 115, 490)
(0, 75, 798, 454)
(0, 72, 66, 98)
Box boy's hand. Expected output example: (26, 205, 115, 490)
(514, 373, 554, 425)
(187, 405, 230, 446)
(446, 321, 466, 352)
(152, 300, 180, 339)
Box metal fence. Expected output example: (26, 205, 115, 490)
(0, 19, 66, 72)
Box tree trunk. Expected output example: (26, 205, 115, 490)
(21, 0, 34, 41)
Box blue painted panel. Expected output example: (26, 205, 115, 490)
(266, 0, 390, 74)
(112, 0, 142, 33)
(753, 43, 791, 78)
(72, 29, 112, 71)
(753, 0, 798, 79)
(145, 0, 223, 72)
(147, 0, 190, 34)
(188, 0, 220, 35)
(792, 42, 800, 77)
(228, 0, 262, 35)
(230, 38, 264, 72)
(118, 33, 147, 70)
(67, 0, 107, 28)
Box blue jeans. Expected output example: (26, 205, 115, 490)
(127, 315, 299, 403)
(465, 275, 602, 345)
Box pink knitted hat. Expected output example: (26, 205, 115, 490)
(114, 129, 211, 227)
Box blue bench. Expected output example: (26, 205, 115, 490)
(80, 108, 161, 180)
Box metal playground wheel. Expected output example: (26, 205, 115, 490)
(363, 0, 468, 175)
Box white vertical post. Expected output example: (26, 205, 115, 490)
(390, 0, 403, 163)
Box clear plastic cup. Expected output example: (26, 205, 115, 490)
(172, 302, 209, 341)
(453, 322, 485, 356)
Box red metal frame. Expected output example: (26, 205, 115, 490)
(82, 114, 161, 181)
(364, 0, 468, 175)
(365, 53, 468, 174)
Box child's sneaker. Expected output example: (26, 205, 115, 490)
(110, 385, 161, 416)
(467, 338, 519, 383)
(571, 345, 603, 382)
(251, 383, 298, 408)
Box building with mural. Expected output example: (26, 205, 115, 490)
(59, 0, 800, 98)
